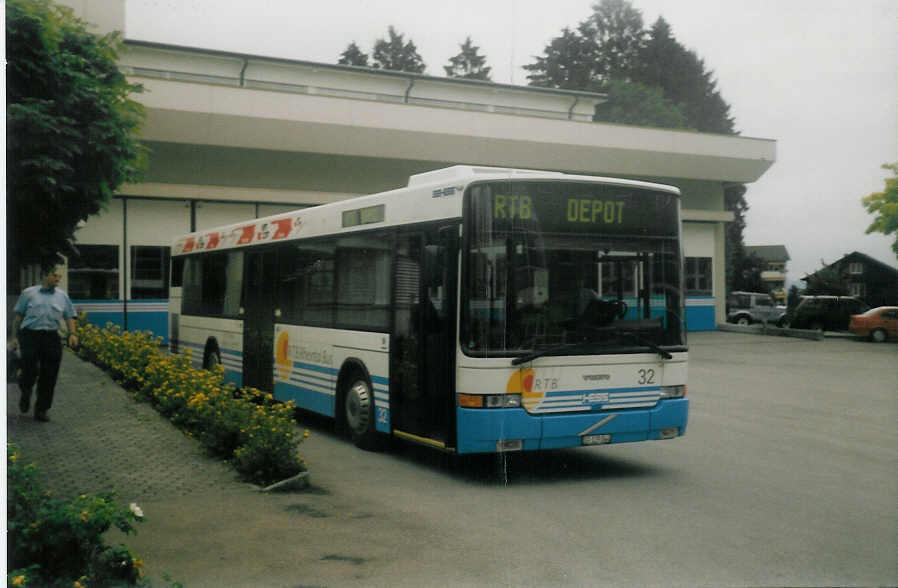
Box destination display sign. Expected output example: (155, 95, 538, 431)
(473, 181, 679, 236)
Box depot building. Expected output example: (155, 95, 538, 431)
(56, 0, 776, 339)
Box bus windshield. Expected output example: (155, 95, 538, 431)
(463, 180, 685, 358)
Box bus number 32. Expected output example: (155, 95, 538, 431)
(637, 368, 656, 384)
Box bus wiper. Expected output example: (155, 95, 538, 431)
(510, 331, 673, 365)
(615, 330, 673, 360)
(511, 341, 600, 366)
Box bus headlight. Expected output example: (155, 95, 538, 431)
(486, 394, 521, 408)
(458, 394, 522, 408)
(659, 385, 686, 399)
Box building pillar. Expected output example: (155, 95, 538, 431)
(713, 221, 728, 325)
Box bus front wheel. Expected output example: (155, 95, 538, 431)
(203, 343, 222, 371)
(343, 373, 379, 450)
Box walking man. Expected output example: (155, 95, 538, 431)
(8, 266, 78, 422)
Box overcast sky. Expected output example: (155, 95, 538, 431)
(126, 0, 898, 285)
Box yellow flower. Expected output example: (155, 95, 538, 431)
(80, 510, 90, 522)
(11, 575, 26, 586)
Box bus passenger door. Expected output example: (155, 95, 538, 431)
(391, 226, 458, 449)
(243, 249, 277, 391)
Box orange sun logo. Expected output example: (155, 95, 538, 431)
(507, 368, 543, 413)
(275, 331, 291, 381)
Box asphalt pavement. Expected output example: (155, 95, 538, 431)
(6, 332, 895, 587)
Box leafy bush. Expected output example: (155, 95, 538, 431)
(7, 444, 145, 587)
(74, 321, 307, 485)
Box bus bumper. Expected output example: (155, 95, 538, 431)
(455, 398, 688, 454)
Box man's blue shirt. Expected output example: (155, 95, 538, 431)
(15, 286, 77, 331)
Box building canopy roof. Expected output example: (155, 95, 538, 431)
(119, 41, 777, 184)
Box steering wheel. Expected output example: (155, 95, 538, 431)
(615, 300, 628, 319)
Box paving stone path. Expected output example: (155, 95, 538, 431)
(7, 350, 247, 500)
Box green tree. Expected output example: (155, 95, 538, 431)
(523, 24, 599, 90)
(524, 0, 645, 91)
(372, 26, 426, 73)
(862, 162, 898, 258)
(732, 252, 769, 293)
(586, 0, 647, 83)
(444, 36, 492, 81)
(804, 262, 849, 295)
(338, 41, 369, 67)
(632, 17, 734, 134)
(593, 79, 689, 128)
(6, 0, 146, 273)
(724, 184, 750, 293)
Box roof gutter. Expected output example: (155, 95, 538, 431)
(122, 39, 607, 102)
(239, 58, 249, 87)
(404, 77, 415, 103)
(568, 96, 579, 120)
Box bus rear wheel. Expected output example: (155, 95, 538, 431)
(343, 373, 379, 450)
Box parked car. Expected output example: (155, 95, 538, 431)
(783, 295, 870, 331)
(849, 306, 898, 342)
(726, 291, 786, 326)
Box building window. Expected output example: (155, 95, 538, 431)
(848, 262, 863, 275)
(68, 245, 119, 300)
(849, 282, 865, 298)
(685, 257, 712, 296)
(131, 246, 170, 299)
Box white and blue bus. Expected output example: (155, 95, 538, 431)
(169, 166, 688, 453)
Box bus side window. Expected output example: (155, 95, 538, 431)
(276, 245, 301, 323)
(181, 252, 242, 317)
(336, 233, 392, 330)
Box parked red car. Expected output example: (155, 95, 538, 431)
(849, 306, 898, 342)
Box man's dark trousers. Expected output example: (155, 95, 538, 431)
(19, 329, 63, 414)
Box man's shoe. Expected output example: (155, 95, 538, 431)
(34, 412, 50, 422)
(19, 395, 30, 413)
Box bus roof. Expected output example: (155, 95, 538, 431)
(171, 166, 680, 256)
